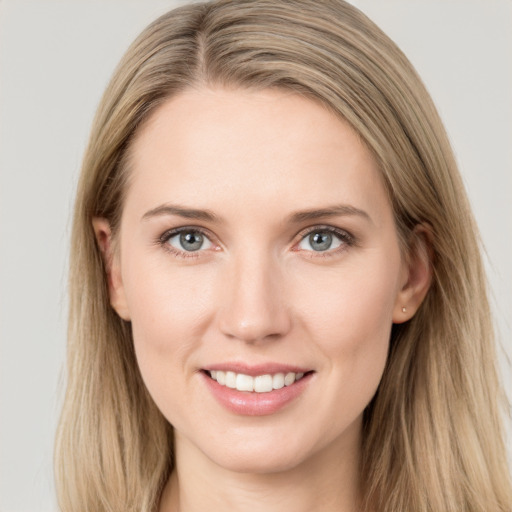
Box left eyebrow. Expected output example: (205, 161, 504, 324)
(287, 204, 373, 224)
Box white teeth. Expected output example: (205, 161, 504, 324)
(208, 370, 307, 393)
(284, 372, 296, 386)
(272, 373, 285, 390)
(236, 373, 254, 392)
(254, 374, 273, 393)
(225, 371, 237, 389)
(216, 370, 226, 385)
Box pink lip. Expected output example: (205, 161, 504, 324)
(200, 365, 314, 416)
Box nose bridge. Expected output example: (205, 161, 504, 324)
(218, 246, 291, 343)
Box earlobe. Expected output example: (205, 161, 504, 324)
(92, 217, 131, 321)
(392, 225, 433, 324)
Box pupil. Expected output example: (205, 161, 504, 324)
(310, 231, 332, 251)
(180, 231, 203, 251)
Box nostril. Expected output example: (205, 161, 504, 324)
(216, 267, 292, 343)
(218, 311, 293, 344)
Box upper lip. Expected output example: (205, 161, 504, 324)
(202, 362, 312, 377)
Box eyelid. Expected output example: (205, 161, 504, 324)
(157, 226, 220, 258)
(292, 224, 356, 254)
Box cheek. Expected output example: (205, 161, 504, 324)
(121, 256, 218, 408)
(292, 255, 400, 354)
(126, 257, 215, 346)
(290, 253, 400, 412)
(297, 257, 398, 418)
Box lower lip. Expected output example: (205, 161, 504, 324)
(201, 372, 313, 416)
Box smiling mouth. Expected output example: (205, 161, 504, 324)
(204, 370, 312, 393)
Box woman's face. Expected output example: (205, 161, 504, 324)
(102, 87, 414, 473)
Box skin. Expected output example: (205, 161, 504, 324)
(94, 87, 431, 512)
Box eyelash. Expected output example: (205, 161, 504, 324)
(157, 225, 356, 260)
(157, 226, 215, 260)
(294, 225, 355, 259)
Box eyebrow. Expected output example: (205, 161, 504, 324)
(142, 204, 221, 223)
(287, 204, 372, 224)
(141, 203, 372, 224)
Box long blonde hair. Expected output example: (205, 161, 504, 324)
(55, 1, 512, 510)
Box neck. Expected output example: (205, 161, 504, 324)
(159, 422, 362, 512)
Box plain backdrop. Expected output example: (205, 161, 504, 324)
(1, 1, 511, 510)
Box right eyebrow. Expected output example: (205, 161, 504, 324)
(141, 203, 222, 223)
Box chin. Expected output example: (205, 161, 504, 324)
(209, 447, 308, 475)
(195, 425, 325, 475)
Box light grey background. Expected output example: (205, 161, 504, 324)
(1, 1, 510, 511)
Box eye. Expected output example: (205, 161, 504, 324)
(297, 227, 350, 253)
(165, 229, 213, 253)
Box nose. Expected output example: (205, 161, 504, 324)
(217, 251, 292, 344)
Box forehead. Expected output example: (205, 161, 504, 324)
(124, 87, 389, 224)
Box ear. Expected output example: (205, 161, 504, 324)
(92, 217, 131, 321)
(392, 225, 433, 323)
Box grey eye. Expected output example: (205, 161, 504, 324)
(310, 232, 332, 251)
(168, 230, 212, 252)
(298, 230, 343, 252)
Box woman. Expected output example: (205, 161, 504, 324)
(54, 1, 512, 511)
